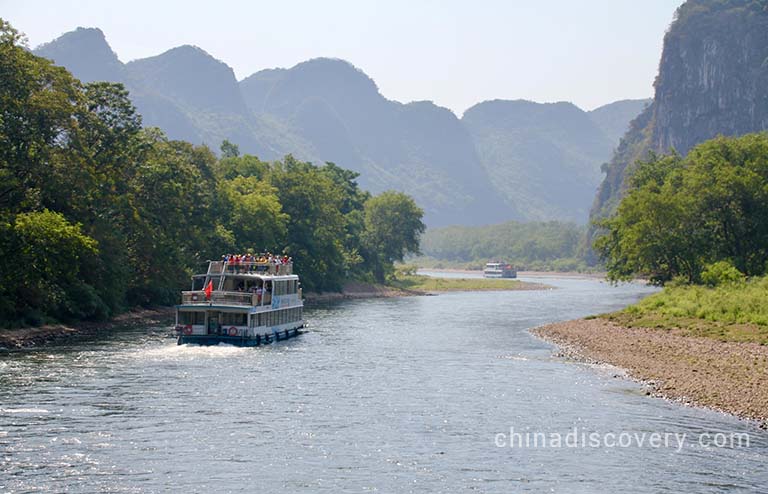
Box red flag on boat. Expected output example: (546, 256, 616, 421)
(204, 280, 213, 299)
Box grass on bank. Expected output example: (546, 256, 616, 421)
(388, 274, 529, 292)
(603, 276, 768, 344)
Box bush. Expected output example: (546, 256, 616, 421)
(395, 264, 419, 277)
(701, 260, 745, 287)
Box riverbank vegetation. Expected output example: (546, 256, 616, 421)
(591, 133, 768, 343)
(602, 276, 768, 344)
(596, 133, 768, 285)
(0, 20, 424, 328)
(417, 220, 588, 272)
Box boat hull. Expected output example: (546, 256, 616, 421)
(178, 327, 304, 347)
(483, 272, 517, 278)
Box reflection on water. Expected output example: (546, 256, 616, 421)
(1, 276, 766, 493)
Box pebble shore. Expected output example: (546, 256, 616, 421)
(532, 318, 768, 424)
(0, 308, 175, 349)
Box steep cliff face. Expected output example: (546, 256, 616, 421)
(653, 2, 768, 153)
(591, 0, 768, 224)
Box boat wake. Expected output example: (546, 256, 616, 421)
(0, 407, 50, 414)
(134, 342, 250, 361)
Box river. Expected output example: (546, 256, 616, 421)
(1, 276, 766, 492)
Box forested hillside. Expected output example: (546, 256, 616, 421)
(34, 28, 647, 226)
(463, 100, 614, 222)
(0, 20, 424, 327)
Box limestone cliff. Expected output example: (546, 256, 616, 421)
(591, 0, 768, 225)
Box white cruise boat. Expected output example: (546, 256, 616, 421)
(483, 261, 517, 279)
(175, 255, 304, 346)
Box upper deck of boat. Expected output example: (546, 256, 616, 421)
(201, 259, 296, 278)
(179, 256, 302, 309)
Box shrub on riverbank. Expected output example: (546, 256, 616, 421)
(606, 276, 768, 344)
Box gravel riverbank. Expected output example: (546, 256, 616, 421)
(0, 307, 175, 349)
(532, 318, 768, 424)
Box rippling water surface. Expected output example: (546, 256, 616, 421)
(1, 276, 767, 492)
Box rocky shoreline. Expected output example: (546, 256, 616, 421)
(0, 307, 175, 349)
(532, 318, 768, 425)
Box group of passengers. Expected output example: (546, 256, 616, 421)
(234, 280, 271, 303)
(221, 253, 292, 273)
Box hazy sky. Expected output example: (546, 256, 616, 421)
(2, 0, 682, 114)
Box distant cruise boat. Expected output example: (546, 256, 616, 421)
(175, 254, 305, 346)
(483, 261, 517, 279)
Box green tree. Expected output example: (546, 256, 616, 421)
(213, 153, 268, 181)
(123, 132, 221, 305)
(0, 18, 83, 213)
(319, 162, 371, 277)
(5, 210, 105, 325)
(220, 139, 240, 158)
(219, 176, 288, 252)
(268, 156, 347, 291)
(362, 191, 425, 282)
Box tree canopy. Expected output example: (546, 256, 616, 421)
(595, 133, 768, 284)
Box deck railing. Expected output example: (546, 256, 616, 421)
(181, 290, 254, 307)
(214, 261, 293, 275)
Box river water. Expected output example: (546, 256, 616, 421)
(1, 276, 767, 493)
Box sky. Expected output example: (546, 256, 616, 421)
(2, 0, 683, 115)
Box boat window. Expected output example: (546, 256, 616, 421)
(191, 276, 206, 290)
(221, 312, 247, 326)
(179, 311, 205, 325)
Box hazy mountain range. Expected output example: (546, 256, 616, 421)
(35, 27, 648, 226)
